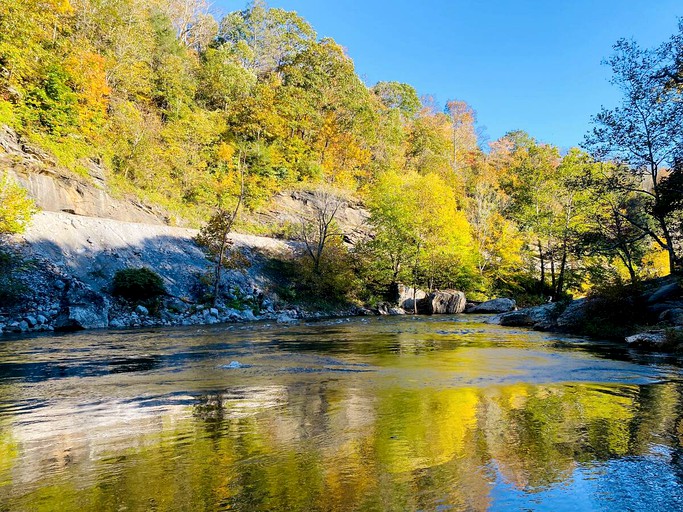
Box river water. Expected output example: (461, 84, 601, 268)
(0, 315, 682, 511)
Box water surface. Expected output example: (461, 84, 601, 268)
(1, 315, 682, 511)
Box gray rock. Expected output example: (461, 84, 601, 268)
(54, 281, 109, 331)
(24, 316, 37, 327)
(277, 313, 297, 324)
(468, 298, 516, 314)
(388, 307, 406, 315)
(395, 284, 427, 311)
(167, 298, 189, 314)
(626, 330, 670, 348)
(209, 308, 219, 317)
(109, 318, 126, 328)
(556, 299, 589, 332)
(36, 314, 48, 325)
(417, 290, 466, 314)
(495, 303, 558, 329)
(135, 304, 149, 316)
(54, 280, 66, 291)
(19, 320, 29, 332)
(647, 281, 681, 304)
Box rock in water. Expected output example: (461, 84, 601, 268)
(417, 290, 466, 314)
(468, 298, 516, 314)
(223, 361, 243, 369)
(54, 281, 110, 331)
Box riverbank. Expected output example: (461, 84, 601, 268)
(486, 275, 683, 350)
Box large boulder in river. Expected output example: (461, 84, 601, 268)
(417, 290, 466, 315)
(555, 298, 590, 332)
(54, 281, 110, 331)
(394, 284, 427, 311)
(489, 303, 559, 329)
(468, 298, 516, 314)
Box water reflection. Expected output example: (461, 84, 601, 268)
(0, 316, 682, 510)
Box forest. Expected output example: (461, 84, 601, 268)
(0, 0, 682, 306)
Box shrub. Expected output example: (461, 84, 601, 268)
(112, 267, 166, 303)
(0, 173, 36, 236)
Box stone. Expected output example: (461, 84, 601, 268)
(395, 284, 427, 311)
(135, 304, 149, 316)
(18, 320, 29, 332)
(24, 316, 38, 327)
(277, 313, 297, 324)
(625, 330, 669, 349)
(54, 281, 109, 331)
(494, 303, 558, 330)
(167, 298, 189, 314)
(417, 290, 467, 315)
(209, 308, 219, 317)
(36, 314, 48, 325)
(388, 307, 406, 315)
(647, 281, 681, 304)
(467, 298, 516, 314)
(556, 299, 590, 332)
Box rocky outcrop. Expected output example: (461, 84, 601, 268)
(254, 189, 371, 245)
(417, 290, 466, 315)
(0, 125, 167, 225)
(467, 298, 516, 314)
(54, 280, 110, 331)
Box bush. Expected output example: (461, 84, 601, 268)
(0, 173, 36, 236)
(112, 267, 166, 303)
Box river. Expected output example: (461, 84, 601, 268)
(0, 315, 682, 511)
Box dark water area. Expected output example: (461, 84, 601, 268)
(0, 315, 682, 511)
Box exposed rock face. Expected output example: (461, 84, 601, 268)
(468, 298, 516, 314)
(54, 281, 110, 331)
(0, 125, 166, 225)
(417, 290, 466, 315)
(254, 189, 371, 246)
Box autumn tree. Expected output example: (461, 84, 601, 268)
(195, 149, 245, 306)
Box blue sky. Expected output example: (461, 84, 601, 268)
(214, 1, 681, 150)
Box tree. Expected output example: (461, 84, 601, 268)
(298, 188, 346, 275)
(195, 151, 245, 306)
(584, 37, 683, 273)
(0, 173, 36, 236)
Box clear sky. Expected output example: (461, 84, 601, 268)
(214, 1, 681, 150)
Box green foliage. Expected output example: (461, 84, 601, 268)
(0, 173, 36, 236)
(112, 267, 166, 303)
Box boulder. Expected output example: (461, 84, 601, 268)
(417, 290, 466, 315)
(660, 308, 683, 326)
(467, 298, 516, 314)
(625, 329, 680, 349)
(491, 303, 559, 329)
(556, 298, 590, 332)
(395, 284, 427, 311)
(135, 304, 149, 316)
(388, 307, 406, 315)
(54, 281, 110, 331)
(647, 281, 681, 304)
